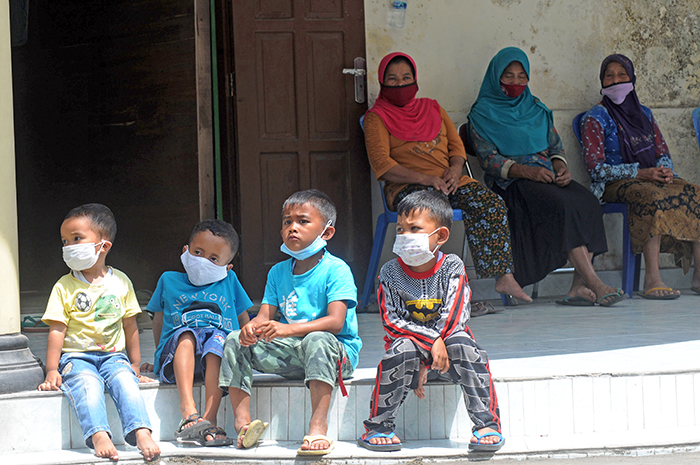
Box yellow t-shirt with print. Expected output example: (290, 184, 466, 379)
(41, 268, 141, 352)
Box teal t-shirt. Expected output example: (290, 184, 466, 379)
(262, 251, 362, 369)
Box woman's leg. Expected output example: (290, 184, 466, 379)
(449, 183, 531, 302)
(692, 241, 700, 289)
(642, 236, 681, 297)
(567, 245, 620, 304)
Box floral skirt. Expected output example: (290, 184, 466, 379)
(602, 178, 700, 272)
(393, 182, 513, 279)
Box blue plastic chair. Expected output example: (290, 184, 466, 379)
(573, 112, 641, 295)
(692, 107, 700, 151)
(358, 181, 467, 308)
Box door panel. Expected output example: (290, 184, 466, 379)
(228, 0, 371, 300)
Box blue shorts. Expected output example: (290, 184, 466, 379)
(158, 327, 227, 385)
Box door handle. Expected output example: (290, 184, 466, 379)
(342, 57, 366, 104)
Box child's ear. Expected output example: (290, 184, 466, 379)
(436, 226, 450, 245)
(182, 245, 189, 254)
(226, 264, 234, 271)
(101, 240, 113, 254)
(321, 225, 336, 240)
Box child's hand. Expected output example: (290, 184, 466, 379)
(137, 374, 156, 384)
(38, 370, 62, 391)
(413, 364, 428, 400)
(239, 321, 260, 347)
(140, 362, 154, 373)
(256, 320, 291, 342)
(430, 337, 450, 374)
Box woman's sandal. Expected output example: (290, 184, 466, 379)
(174, 414, 211, 440)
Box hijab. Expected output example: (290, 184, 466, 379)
(468, 47, 552, 156)
(366, 52, 442, 142)
(599, 54, 657, 168)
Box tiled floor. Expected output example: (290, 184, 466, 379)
(21, 290, 700, 369)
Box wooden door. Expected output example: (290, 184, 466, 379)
(224, 0, 371, 299)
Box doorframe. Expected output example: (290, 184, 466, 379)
(195, 0, 215, 220)
(212, 0, 242, 271)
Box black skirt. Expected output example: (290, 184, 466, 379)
(493, 179, 608, 287)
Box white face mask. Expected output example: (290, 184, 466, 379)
(392, 229, 441, 266)
(62, 241, 105, 271)
(180, 246, 229, 286)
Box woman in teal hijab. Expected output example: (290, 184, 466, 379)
(466, 47, 626, 307)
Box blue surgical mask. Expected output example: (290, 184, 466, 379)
(280, 220, 332, 261)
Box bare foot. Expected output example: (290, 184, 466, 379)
(494, 274, 532, 303)
(134, 428, 160, 462)
(692, 269, 700, 290)
(366, 432, 401, 446)
(470, 426, 501, 445)
(299, 435, 332, 451)
(642, 278, 680, 297)
(92, 431, 119, 461)
(236, 423, 250, 449)
(201, 425, 227, 443)
(300, 420, 331, 451)
(589, 282, 625, 305)
(566, 284, 596, 303)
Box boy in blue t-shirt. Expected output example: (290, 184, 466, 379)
(142, 219, 253, 446)
(220, 189, 361, 455)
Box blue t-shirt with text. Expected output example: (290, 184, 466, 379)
(148, 270, 253, 372)
(263, 251, 362, 369)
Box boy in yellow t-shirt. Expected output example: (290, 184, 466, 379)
(38, 204, 160, 462)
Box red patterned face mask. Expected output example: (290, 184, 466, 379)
(380, 82, 418, 107)
(500, 81, 527, 98)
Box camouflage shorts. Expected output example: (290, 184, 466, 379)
(219, 330, 354, 394)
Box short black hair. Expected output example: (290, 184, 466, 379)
(64, 204, 117, 242)
(282, 189, 337, 226)
(189, 219, 240, 263)
(396, 190, 452, 230)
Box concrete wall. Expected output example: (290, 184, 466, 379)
(0, 0, 20, 334)
(363, 0, 700, 274)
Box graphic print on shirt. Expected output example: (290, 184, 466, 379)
(280, 290, 307, 323)
(406, 298, 442, 322)
(94, 294, 122, 349)
(181, 301, 225, 330)
(74, 292, 92, 313)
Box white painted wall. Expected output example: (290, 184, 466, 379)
(363, 0, 700, 275)
(0, 0, 20, 334)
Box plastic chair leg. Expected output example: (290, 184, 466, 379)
(359, 214, 390, 308)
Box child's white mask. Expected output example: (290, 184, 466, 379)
(63, 241, 105, 271)
(180, 246, 229, 286)
(392, 229, 441, 267)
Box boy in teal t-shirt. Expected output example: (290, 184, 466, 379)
(220, 189, 361, 455)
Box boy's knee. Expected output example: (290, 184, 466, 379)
(177, 331, 196, 346)
(301, 330, 336, 348)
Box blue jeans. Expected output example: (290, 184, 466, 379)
(59, 351, 152, 448)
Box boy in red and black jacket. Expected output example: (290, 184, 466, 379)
(358, 190, 504, 453)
